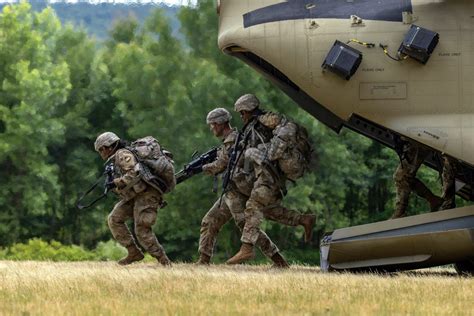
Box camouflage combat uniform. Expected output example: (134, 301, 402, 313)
(199, 129, 303, 259)
(239, 112, 292, 246)
(108, 148, 169, 263)
(392, 140, 445, 218)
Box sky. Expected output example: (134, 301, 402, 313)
(0, 0, 197, 5)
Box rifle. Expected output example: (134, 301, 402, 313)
(175, 147, 218, 184)
(76, 163, 116, 210)
(221, 132, 243, 193)
(221, 120, 254, 193)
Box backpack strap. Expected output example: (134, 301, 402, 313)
(125, 148, 169, 194)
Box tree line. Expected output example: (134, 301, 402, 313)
(0, 1, 454, 263)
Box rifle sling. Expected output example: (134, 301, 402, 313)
(76, 175, 107, 210)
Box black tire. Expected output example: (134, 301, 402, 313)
(454, 259, 474, 276)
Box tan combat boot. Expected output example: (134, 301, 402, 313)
(271, 252, 290, 269)
(156, 253, 172, 266)
(118, 245, 145, 265)
(226, 243, 255, 265)
(300, 214, 316, 243)
(196, 253, 211, 265)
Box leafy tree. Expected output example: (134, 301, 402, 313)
(0, 2, 464, 265)
(0, 4, 70, 244)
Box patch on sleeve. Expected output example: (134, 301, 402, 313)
(115, 149, 137, 171)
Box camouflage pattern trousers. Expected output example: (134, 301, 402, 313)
(108, 188, 167, 259)
(198, 189, 302, 258)
(393, 144, 457, 214)
(241, 168, 289, 246)
(393, 144, 430, 214)
(441, 155, 457, 210)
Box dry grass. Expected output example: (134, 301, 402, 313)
(0, 261, 472, 315)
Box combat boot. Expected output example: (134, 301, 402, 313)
(390, 208, 406, 219)
(195, 253, 211, 265)
(155, 252, 172, 266)
(439, 199, 456, 211)
(226, 243, 255, 265)
(300, 214, 316, 243)
(271, 252, 290, 269)
(118, 245, 144, 265)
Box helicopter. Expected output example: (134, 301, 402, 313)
(216, 0, 474, 275)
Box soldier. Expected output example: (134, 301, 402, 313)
(226, 94, 314, 265)
(94, 132, 171, 266)
(197, 108, 315, 267)
(390, 139, 444, 219)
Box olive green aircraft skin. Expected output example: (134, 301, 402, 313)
(217, 0, 474, 170)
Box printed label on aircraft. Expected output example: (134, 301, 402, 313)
(407, 127, 448, 149)
(360, 82, 407, 100)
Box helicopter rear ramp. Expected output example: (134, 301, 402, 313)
(320, 206, 474, 275)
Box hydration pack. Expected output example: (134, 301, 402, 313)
(128, 136, 176, 194)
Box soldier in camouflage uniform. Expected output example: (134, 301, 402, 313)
(94, 132, 171, 266)
(197, 108, 315, 267)
(226, 94, 316, 265)
(390, 138, 457, 219)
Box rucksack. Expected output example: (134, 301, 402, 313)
(272, 121, 313, 181)
(128, 136, 176, 194)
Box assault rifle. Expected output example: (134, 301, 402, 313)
(76, 163, 116, 210)
(221, 120, 254, 193)
(221, 132, 243, 193)
(175, 147, 218, 184)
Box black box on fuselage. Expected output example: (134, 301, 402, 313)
(399, 25, 439, 64)
(322, 40, 363, 80)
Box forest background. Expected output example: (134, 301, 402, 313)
(0, 0, 463, 263)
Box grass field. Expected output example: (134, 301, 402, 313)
(0, 261, 472, 315)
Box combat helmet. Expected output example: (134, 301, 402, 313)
(94, 132, 120, 151)
(234, 94, 260, 112)
(206, 108, 232, 124)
